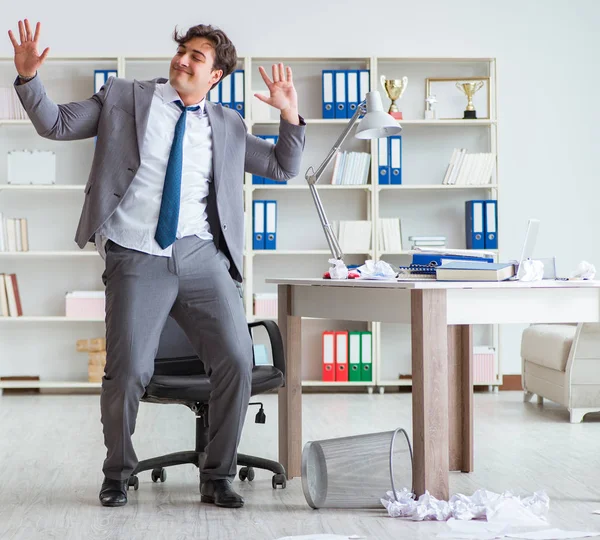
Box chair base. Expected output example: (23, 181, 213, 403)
(132, 451, 287, 489)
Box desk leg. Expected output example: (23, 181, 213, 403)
(448, 325, 473, 473)
(411, 289, 449, 499)
(277, 285, 302, 479)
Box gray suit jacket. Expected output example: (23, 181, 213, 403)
(14, 75, 306, 281)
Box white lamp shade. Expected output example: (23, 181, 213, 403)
(355, 91, 402, 139)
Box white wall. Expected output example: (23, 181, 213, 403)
(2, 0, 598, 374)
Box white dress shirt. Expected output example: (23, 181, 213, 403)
(96, 81, 213, 258)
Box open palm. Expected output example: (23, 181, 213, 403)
(255, 64, 298, 112)
(8, 19, 50, 77)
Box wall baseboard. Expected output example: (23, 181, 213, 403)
(500, 374, 523, 391)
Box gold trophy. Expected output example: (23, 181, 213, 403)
(456, 80, 484, 119)
(380, 75, 408, 120)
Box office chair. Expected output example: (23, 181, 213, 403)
(127, 316, 287, 491)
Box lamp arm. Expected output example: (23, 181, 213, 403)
(305, 100, 366, 185)
(304, 101, 366, 261)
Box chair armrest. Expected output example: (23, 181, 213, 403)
(248, 320, 286, 379)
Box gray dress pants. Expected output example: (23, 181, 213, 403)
(100, 235, 252, 483)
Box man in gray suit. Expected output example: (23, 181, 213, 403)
(9, 19, 305, 508)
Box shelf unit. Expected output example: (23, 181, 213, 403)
(0, 54, 499, 392)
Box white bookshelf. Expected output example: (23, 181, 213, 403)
(0, 54, 500, 392)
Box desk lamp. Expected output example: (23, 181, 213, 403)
(304, 91, 402, 262)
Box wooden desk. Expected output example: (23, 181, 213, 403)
(267, 278, 600, 499)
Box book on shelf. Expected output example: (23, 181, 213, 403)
(331, 151, 371, 185)
(442, 148, 496, 186)
(409, 235, 446, 249)
(378, 218, 402, 252)
(1, 273, 23, 317)
(332, 220, 371, 253)
(435, 262, 515, 282)
(0, 214, 29, 252)
(0, 87, 28, 120)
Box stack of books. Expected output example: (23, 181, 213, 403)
(333, 220, 372, 252)
(435, 262, 515, 282)
(442, 149, 496, 186)
(331, 151, 371, 185)
(0, 215, 29, 252)
(409, 236, 446, 249)
(0, 273, 23, 317)
(0, 87, 28, 119)
(378, 218, 402, 252)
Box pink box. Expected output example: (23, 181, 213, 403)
(65, 291, 105, 318)
(473, 346, 496, 384)
(253, 293, 278, 318)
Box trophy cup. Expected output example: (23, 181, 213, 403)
(380, 75, 408, 120)
(424, 94, 437, 120)
(456, 80, 484, 119)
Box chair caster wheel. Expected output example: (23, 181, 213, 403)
(127, 475, 139, 491)
(272, 473, 286, 489)
(239, 466, 255, 482)
(151, 468, 167, 483)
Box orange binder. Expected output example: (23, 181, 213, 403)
(335, 331, 348, 382)
(322, 331, 335, 382)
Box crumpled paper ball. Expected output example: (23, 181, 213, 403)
(328, 258, 348, 280)
(518, 259, 544, 281)
(357, 259, 396, 279)
(570, 260, 596, 280)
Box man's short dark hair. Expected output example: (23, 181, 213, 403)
(173, 24, 238, 88)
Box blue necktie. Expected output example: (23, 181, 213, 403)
(155, 100, 201, 249)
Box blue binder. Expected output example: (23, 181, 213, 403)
(261, 136, 282, 184)
(94, 69, 117, 93)
(220, 74, 232, 108)
(208, 83, 220, 103)
(465, 200, 486, 249)
(378, 138, 390, 184)
(346, 70, 359, 119)
(358, 70, 370, 102)
(252, 200, 265, 250)
(484, 200, 498, 249)
(389, 136, 402, 184)
(233, 70, 245, 118)
(265, 200, 277, 250)
(322, 70, 335, 119)
(334, 71, 347, 119)
(412, 252, 494, 267)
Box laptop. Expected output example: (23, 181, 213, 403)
(513, 218, 540, 280)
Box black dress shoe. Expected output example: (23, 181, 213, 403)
(200, 479, 244, 508)
(99, 477, 128, 507)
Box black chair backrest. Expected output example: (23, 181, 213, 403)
(154, 316, 206, 377)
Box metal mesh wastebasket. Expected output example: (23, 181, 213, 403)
(301, 428, 413, 509)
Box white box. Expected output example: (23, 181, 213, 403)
(7, 150, 56, 185)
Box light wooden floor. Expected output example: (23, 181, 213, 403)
(1, 390, 600, 540)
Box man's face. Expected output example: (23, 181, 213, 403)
(169, 37, 223, 98)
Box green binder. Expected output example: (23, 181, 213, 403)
(360, 331, 373, 382)
(348, 331, 362, 382)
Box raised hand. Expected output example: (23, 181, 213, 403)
(8, 19, 50, 78)
(255, 63, 298, 114)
